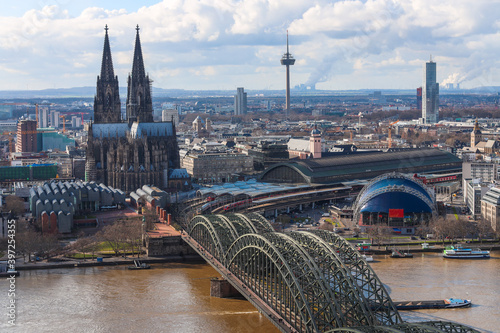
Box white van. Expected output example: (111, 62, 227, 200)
(322, 213, 330, 217)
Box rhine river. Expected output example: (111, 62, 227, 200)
(2, 251, 499, 333)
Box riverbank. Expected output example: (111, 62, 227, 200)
(13, 254, 203, 271)
(356, 239, 500, 254)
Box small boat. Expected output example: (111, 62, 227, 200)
(361, 254, 374, 262)
(128, 259, 151, 270)
(444, 298, 472, 308)
(393, 298, 471, 310)
(391, 248, 413, 258)
(443, 245, 490, 259)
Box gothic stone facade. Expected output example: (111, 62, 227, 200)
(86, 26, 180, 193)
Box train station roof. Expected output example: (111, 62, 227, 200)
(260, 149, 461, 185)
(197, 179, 309, 199)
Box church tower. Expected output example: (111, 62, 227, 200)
(93, 25, 121, 124)
(471, 119, 482, 148)
(309, 125, 322, 158)
(126, 25, 154, 123)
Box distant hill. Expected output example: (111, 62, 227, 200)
(0, 85, 498, 100)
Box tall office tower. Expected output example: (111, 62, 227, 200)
(39, 106, 49, 128)
(422, 59, 439, 124)
(126, 25, 154, 123)
(280, 32, 295, 118)
(162, 108, 179, 126)
(51, 111, 60, 128)
(93, 25, 121, 124)
(71, 116, 82, 128)
(15, 119, 37, 152)
(416, 87, 422, 110)
(234, 87, 247, 115)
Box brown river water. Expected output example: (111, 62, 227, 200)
(2, 251, 499, 333)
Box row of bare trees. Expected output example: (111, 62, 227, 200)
(417, 216, 495, 243)
(69, 218, 143, 259)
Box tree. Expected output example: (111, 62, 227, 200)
(476, 219, 493, 243)
(142, 207, 157, 231)
(367, 225, 393, 248)
(99, 222, 125, 256)
(2, 195, 25, 217)
(70, 233, 92, 261)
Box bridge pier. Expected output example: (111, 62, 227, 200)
(210, 277, 242, 298)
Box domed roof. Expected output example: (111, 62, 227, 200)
(359, 192, 432, 214)
(356, 173, 435, 215)
(311, 128, 321, 135)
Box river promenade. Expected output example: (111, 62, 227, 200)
(10, 238, 499, 272)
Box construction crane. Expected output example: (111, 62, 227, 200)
(59, 115, 66, 133)
(388, 120, 400, 149)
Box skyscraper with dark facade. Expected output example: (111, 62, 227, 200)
(234, 87, 247, 115)
(422, 59, 439, 124)
(86, 26, 180, 193)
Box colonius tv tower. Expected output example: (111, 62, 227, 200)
(280, 32, 295, 119)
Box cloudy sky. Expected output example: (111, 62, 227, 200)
(1, 0, 500, 91)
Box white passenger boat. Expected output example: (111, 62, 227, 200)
(443, 245, 490, 259)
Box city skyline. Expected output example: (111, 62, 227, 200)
(1, 1, 500, 92)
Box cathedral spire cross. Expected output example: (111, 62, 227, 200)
(105, 24, 109, 33)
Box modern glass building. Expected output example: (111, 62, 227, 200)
(422, 59, 439, 124)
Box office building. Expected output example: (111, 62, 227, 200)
(481, 186, 500, 232)
(162, 108, 179, 126)
(15, 119, 37, 153)
(39, 106, 50, 128)
(51, 111, 60, 128)
(234, 87, 247, 115)
(422, 59, 439, 124)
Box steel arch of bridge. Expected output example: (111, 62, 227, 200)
(310, 230, 401, 326)
(186, 213, 479, 333)
(327, 320, 480, 332)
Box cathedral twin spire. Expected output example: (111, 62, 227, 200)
(94, 25, 153, 124)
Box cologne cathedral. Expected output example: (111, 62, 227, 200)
(85, 26, 181, 193)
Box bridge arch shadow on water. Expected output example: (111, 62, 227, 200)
(181, 213, 480, 333)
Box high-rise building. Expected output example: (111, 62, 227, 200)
(71, 116, 82, 128)
(15, 119, 37, 152)
(280, 32, 295, 118)
(39, 106, 49, 128)
(162, 108, 179, 126)
(234, 87, 247, 115)
(51, 111, 60, 128)
(422, 59, 439, 124)
(416, 87, 422, 110)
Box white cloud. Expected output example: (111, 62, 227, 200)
(0, 0, 499, 90)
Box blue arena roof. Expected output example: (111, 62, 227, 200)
(360, 192, 432, 214)
(358, 177, 433, 204)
